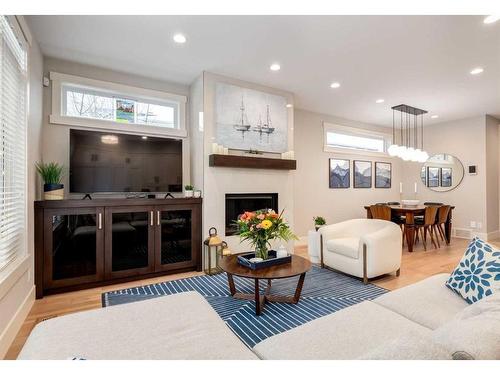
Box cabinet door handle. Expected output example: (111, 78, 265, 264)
(157, 211, 161, 226)
(150, 211, 154, 226)
(98, 213, 102, 230)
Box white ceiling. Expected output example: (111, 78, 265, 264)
(26, 15, 500, 126)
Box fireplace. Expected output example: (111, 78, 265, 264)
(225, 193, 278, 236)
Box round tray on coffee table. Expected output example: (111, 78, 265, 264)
(219, 254, 312, 315)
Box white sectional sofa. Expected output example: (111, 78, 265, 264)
(253, 274, 469, 359)
(18, 273, 498, 360)
(18, 292, 258, 360)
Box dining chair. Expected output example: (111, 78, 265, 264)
(387, 201, 405, 229)
(434, 205, 451, 246)
(369, 205, 405, 247)
(414, 205, 440, 250)
(369, 205, 392, 221)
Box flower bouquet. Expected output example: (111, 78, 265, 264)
(236, 209, 298, 260)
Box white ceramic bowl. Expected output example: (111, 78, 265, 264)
(401, 199, 420, 206)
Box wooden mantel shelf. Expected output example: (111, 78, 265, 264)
(209, 154, 296, 170)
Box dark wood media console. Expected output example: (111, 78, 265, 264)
(34, 198, 202, 298)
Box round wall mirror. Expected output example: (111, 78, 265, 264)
(420, 153, 464, 192)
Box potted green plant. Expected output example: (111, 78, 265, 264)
(184, 184, 194, 198)
(36, 162, 64, 200)
(313, 216, 326, 231)
(236, 209, 298, 260)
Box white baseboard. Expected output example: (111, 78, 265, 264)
(452, 228, 499, 241)
(0, 285, 35, 359)
(486, 230, 500, 241)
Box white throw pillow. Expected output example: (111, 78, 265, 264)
(432, 293, 500, 360)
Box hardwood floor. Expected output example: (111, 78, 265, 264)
(5, 237, 482, 359)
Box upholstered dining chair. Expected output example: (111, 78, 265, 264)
(414, 205, 440, 250)
(434, 205, 451, 246)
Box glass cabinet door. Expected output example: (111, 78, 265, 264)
(105, 206, 155, 278)
(155, 205, 201, 271)
(44, 208, 104, 288)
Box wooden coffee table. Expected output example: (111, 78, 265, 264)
(219, 254, 312, 315)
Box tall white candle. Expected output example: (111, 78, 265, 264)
(399, 182, 403, 194)
(211, 143, 218, 154)
(414, 182, 417, 194)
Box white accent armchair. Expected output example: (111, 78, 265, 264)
(318, 219, 402, 284)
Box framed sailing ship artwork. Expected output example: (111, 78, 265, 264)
(215, 82, 288, 153)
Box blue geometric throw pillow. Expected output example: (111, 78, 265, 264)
(446, 237, 500, 304)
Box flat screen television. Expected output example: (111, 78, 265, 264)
(70, 129, 183, 193)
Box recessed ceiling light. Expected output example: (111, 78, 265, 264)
(286, 104, 293, 108)
(470, 67, 484, 75)
(330, 82, 341, 89)
(375, 99, 385, 104)
(142, 136, 148, 140)
(173, 33, 187, 44)
(484, 15, 500, 24)
(431, 115, 439, 119)
(270, 63, 281, 71)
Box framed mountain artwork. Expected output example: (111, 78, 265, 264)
(329, 159, 350, 188)
(354, 160, 372, 188)
(375, 162, 391, 188)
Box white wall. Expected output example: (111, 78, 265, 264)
(189, 75, 204, 192)
(400, 116, 491, 238)
(202, 72, 295, 253)
(293, 108, 402, 237)
(41, 57, 191, 198)
(0, 31, 44, 358)
(486, 115, 499, 235)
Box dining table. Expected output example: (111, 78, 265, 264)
(364, 204, 455, 252)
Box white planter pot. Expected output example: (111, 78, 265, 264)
(308, 230, 322, 264)
(184, 190, 194, 198)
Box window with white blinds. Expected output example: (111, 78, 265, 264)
(0, 16, 28, 271)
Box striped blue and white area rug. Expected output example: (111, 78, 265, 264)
(102, 266, 387, 348)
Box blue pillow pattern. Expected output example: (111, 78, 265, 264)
(446, 237, 500, 303)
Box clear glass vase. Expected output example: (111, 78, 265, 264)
(255, 241, 269, 260)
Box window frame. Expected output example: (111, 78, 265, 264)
(323, 122, 391, 157)
(50, 72, 187, 137)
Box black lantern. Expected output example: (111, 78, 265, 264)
(203, 227, 223, 275)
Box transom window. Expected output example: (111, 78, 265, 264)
(51, 72, 187, 137)
(62, 84, 178, 128)
(324, 123, 389, 154)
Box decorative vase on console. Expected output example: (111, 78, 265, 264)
(235, 209, 298, 261)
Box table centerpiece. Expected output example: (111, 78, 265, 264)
(236, 209, 297, 260)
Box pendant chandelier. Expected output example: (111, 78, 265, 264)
(387, 104, 429, 162)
